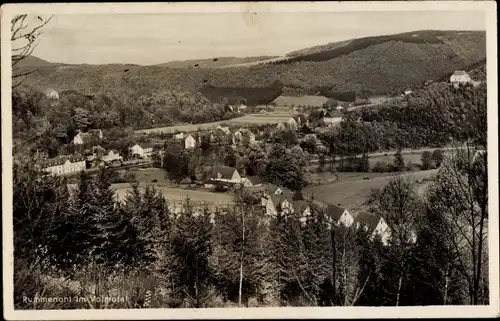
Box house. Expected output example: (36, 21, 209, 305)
(174, 132, 184, 140)
(261, 184, 294, 207)
(209, 166, 241, 184)
(325, 204, 355, 228)
(215, 125, 230, 135)
(322, 110, 343, 127)
(41, 155, 86, 176)
(73, 129, 103, 145)
(259, 183, 284, 206)
(233, 129, 256, 146)
(354, 211, 391, 245)
(184, 135, 196, 149)
(293, 200, 312, 224)
(101, 150, 122, 164)
(241, 175, 263, 187)
(276, 123, 286, 131)
(450, 70, 472, 88)
(404, 88, 413, 95)
(46, 89, 59, 100)
(130, 143, 155, 159)
(287, 117, 298, 130)
(237, 104, 247, 112)
(266, 194, 294, 216)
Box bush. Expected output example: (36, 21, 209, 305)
(372, 161, 389, 172)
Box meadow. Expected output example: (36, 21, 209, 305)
(304, 169, 438, 211)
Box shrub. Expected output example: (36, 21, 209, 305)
(372, 161, 389, 172)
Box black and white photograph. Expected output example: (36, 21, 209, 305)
(2, 1, 498, 319)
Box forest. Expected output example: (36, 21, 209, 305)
(11, 87, 238, 158)
(13, 135, 488, 308)
(317, 83, 487, 156)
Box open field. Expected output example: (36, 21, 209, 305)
(304, 169, 438, 211)
(129, 167, 171, 184)
(368, 152, 425, 168)
(111, 183, 235, 208)
(137, 111, 297, 134)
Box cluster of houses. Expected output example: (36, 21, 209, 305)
(275, 110, 343, 130)
(201, 165, 392, 245)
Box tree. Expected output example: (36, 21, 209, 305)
(358, 154, 370, 172)
(11, 14, 53, 87)
(431, 149, 444, 168)
(425, 145, 488, 305)
(172, 200, 215, 307)
(210, 191, 266, 306)
(74, 108, 91, 130)
(266, 145, 306, 191)
(163, 143, 189, 184)
(393, 148, 405, 172)
(421, 151, 433, 170)
(367, 174, 422, 306)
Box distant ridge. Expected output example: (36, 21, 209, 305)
(156, 56, 280, 69)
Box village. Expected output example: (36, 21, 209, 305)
(33, 69, 481, 248)
(8, 7, 492, 311)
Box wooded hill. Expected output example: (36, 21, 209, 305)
(18, 30, 485, 102)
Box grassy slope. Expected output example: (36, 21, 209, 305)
(20, 30, 486, 97)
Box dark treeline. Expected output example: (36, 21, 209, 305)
(273, 31, 446, 64)
(13, 136, 489, 308)
(198, 82, 283, 106)
(318, 83, 486, 155)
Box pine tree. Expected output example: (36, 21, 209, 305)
(421, 151, 433, 170)
(171, 200, 214, 307)
(393, 148, 405, 172)
(359, 154, 370, 172)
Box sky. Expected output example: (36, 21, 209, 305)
(31, 11, 486, 65)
